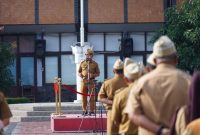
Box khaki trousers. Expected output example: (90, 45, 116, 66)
(107, 110, 119, 135)
(80, 80, 95, 112)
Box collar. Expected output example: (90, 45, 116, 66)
(157, 63, 176, 69)
(114, 74, 124, 79)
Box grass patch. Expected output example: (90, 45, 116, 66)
(6, 97, 31, 104)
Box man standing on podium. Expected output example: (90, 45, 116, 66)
(78, 49, 100, 116)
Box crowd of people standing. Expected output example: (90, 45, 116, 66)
(97, 35, 200, 135)
(1, 35, 200, 135)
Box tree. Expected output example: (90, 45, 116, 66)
(0, 42, 15, 93)
(152, 0, 200, 73)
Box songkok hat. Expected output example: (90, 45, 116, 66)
(153, 35, 176, 58)
(85, 49, 94, 55)
(124, 58, 141, 80)
(147, 54, 156, 66)
(113, 59, 124, 69)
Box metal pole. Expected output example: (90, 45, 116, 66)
(80, 0, 84, 47)
(58, 78, 62, 115)
(72, 0, 92, 102)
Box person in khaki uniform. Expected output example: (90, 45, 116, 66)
(144, 53, 156, 73)
(170, 71, 200, 135)
(0, 92, 12, 135)
(182, 118, 200, 135)
(78, 49, 100, 115)
(111, 58, 142, 135)
(98, 59, 128, 135)
(125, 36, 191, 135)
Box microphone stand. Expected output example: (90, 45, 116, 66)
(87, 59, 98, 133)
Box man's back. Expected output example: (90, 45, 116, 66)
(112, 84, 138, 135)
(98, 75, 127, 110)
(129, 63, 191, 135)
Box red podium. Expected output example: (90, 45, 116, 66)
(51, 114, 107, 132)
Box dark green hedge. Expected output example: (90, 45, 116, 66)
(6, 97, 31, 104)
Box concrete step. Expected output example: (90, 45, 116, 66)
(21, 116, 50, 122)
(27, 110, 106, 116)
(33, 105, 105, 111)
(9, 102, 106, 122)
(9, 104, 34, 111)
(27, 111, 82, 116)
(10, 116, 22, 122)
(11, 110, 28, 116)
(33, 106, 81, 111)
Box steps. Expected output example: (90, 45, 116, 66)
(9, 102, 106, 122)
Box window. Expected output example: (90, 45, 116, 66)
(61, 55, 76, 85)
(146, 32, 155, 51)
(88, 33, 104, 51)
(10, 59, 16, 85)
(130, 33, 145, 51)
(131, 56, 143, 63)
(19, 35, 35, 53)
(107, 56, 120, 78)
(61, 33, 77, 51)
(45, 57, 58, 83)
(105, 33, 121, 51)
(44, 34, 59, 52)
(20, 57, 34, 85)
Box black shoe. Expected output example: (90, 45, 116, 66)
(89, 111, 95, 116)
(82, 111, 88, 116)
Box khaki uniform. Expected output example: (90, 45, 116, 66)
(183, 118, 200, 135)
(175, 106, 187, 135)
(98, 75, 127, 135)
(111, 83, 138, 135)
(78, 60, 100, 112)
(0, 92, 12, 135)
(126, 63, 191, 135)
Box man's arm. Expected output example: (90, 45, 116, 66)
(129, 113, 169, 135)
(78, 62, 84, 78)
(125, 84, 169, 135)
(98, 98, 113, 105)
(98, 83, 112, 105)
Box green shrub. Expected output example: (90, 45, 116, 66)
(6, 97, 31, 104)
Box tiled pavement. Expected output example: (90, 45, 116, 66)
(4, 122, 106, 135)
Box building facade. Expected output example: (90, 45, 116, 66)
(0, 0, 183, 102)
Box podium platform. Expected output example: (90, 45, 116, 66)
(51, 114, 107, 132)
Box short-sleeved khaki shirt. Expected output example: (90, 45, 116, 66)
(183, 118, 200, 135)
(98, 75, 127, 110)
(126, 63, 191, 135)
(111, 83, 138, 135)
(78, 60, 100, 79)
(175, 106, 187, 135)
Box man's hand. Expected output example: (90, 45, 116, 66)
(161, 128, 170, 135)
